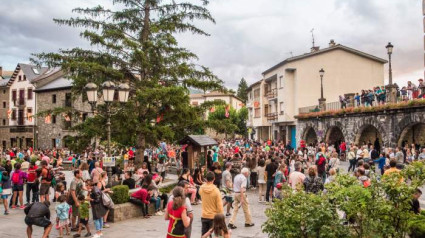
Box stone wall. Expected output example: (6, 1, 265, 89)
(297, 106, 425, 148)
(36, 89, 91, 149)
(0, 86, 9, 149)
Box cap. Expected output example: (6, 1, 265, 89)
(276, 183, 283, 189)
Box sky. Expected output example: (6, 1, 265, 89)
(0, 0, 423, 89)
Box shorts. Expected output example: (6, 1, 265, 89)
(72, 204, 79, 217)
(225, 195, 233, 203)
(1, 195, 9, 199)
(25, 217, 52, 228)
(80, 218, 89, 225)
(39, 183, 51, 195)
(13, 184, 24, 192)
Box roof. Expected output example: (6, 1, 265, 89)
(247, 79, 262, 91)
(34, 76, 73, 92)
(1, 70, 14, 78)
(0, 78, 9, 87)
(179, 135, 218, 147)
(262, 44, 388, 75)
(7, 63, 49, 86)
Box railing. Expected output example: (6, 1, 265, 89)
(266, 112, 278, 121)
(299, 98, 399, 114)
(266, 88, 277, 99)
(13, 98, 26, 106)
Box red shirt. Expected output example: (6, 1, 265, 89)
(131, 189, 150, 204)
(167, 202, 186, 238)
(27, 166, 38, 183)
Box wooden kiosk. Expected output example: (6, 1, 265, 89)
(180, 135, 218, 170)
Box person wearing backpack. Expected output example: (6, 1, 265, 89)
(1, 171, 12, 215)
(26, 161, 39, 205)
(11, 163, 28, 209)
(39, 160, 53, 203)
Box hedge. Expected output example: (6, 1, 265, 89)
(111, 185, 130, 204)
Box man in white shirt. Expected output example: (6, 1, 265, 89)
(288, 162, 306, 191)
(228, 168, 254, 229)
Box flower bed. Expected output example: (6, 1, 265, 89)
(296, 99, 425, 119)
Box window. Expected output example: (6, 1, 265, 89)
(52, 94, 57, 104)
(3, 90, 5, 94)
(23, 75, 27, 81)
(254, 108, 260, 118)
(2, 119, 5, 125)
(280, 102, 284, 114)
(11, 109, 16, 120)
(279, 76, 283, 88)
(52, 115, 56, 124)
(254, 89, 260, 98)
(65, 93, 72, 107)
(18, 75, 22, 81)
(82, 113, 88, 122)
(27, 108, 32, 120)
(52, 139, 56, 148)
(12, 90, 17, 101)
(264, 104, 269, 116)
(2, 101, 5, 108)
(27, 89, 33, 100)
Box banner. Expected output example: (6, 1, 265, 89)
(103, 157, 116, 167)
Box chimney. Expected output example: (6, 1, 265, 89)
(310, 46, 320, 52)
(329, 39, 336, 47)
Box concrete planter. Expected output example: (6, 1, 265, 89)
(107, 201, 162, 223)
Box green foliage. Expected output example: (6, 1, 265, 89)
(207, 105, 248, 137)
(409, 211, 425, 238)
(33, 0, 223, 162)
(159, 183, 175, 195)
(111, 185, 130, 204)
(236, 78, 248, 103)
(262, 187, 349, 238)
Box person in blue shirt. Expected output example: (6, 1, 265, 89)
(354, 93, 361, 106)
(373, 153, 387, 175)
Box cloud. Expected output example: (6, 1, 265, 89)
(0, 0, 423, 89)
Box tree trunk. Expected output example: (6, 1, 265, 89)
(135, 133, 146, 167)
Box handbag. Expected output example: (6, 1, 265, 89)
(102, 192, 114, 209)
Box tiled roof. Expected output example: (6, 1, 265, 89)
(34, 76, 72, 92)
(179, 135, 218, 147)
(7, 63, 49, 86)
(0, 78, 9, 87)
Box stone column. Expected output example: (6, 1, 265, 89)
(318, 98, 326, 111)
(386, 84, 397, 103)
(344, 93, 355, 107)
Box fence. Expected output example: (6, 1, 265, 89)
(298, 98, 390, 114)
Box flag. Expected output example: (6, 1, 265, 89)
(64, 114, 71, 121)
(210, 106, 215, 113)
(27, 112, 33, 122)
(45, 114, 51, 124)
(225, 105, 230, 118)
(7, 109, 11, 119)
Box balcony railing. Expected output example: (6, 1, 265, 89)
(266, 88, 277, 99)
(13, 98, 26, 106)
(266, 112, 278, 121)
(299, 98, 388, 114)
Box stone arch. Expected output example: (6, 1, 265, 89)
(323, 120, 348, 144)
(325, 126, 345, 146)
(395, 113, 425, 147)
(352, 117, 387, 147)
(300, 122, 319, 146)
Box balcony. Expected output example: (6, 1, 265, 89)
(266, 112, 278, 121)
(266, 88, 277, 100)
(13, 98, 26, 107)
(10, 126, 33, 133)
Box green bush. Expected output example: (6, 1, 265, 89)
(159, 183, 175, 195)
(409, 211, 425, 238)
(111, 185, 130, 204)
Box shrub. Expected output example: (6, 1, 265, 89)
(409, 211, 425, 238)
(111, 185, 130, 204)
(159, 183, 175, 194)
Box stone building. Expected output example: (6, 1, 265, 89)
(34, 74, 91, 149)
(0, 77, 10, 150)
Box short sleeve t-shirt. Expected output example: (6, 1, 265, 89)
(233, 174, 247, 193)
(265, 163, 277, 181)
(79, 201, 90, 219)
(70, 178, 84, 197)
(221, 170, 232, 188)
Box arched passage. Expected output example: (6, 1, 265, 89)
(355, 125, 383, 148)
(397, 123, 425, 147)
(325, 126, 345, 149)
(304, 127, 318, 146)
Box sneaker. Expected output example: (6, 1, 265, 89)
(4, 211, 9, 215)
(103, 223, 110, 228)
(73, 234, 81, 238)
(19, 205, 26, 209)
(71, 227, 79, 232)
(84, 233, 92, 237)
(157, 211, 164, 215)
(245, 223, 255, 227)
(11, 205, 17, 209)
(228, 224, 237, 229)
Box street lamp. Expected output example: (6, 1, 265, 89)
(386, 42, 394, 85)
(319, 68, 325, 99)
(85, 81, 130, 186)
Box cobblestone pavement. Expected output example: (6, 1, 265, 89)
(1, 161, 424, 237)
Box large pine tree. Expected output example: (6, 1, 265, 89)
(236, 77, 248, 103)
(34, 0, 223, 164)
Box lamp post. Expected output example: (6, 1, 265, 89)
(319, 68, 325, 99)
(386, 42, 394, 85)
(85, 81, 130, 186)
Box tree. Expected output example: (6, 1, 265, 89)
(34, 0, 223, 164)
(236, 77, 248, 103)
(207, 105, 248, 138)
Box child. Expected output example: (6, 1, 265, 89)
(74, 194, 91, 238)
(55, 183, 66, 202)
(274, 183, 283, 200)
(55, 195, 70, 238)
(202, 213, 231, 238)
(1, 171, 12, 215)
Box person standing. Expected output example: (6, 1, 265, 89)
(39, 160, 52, 203)
(26, 161, 39, 205)
(90, 162, 103, 184)
(221, 162, 234, 215)
(256, 160, 266, 202)
(69, 169, 84, 232)
(228, 168, 254, 229)
(11, 163, 27, 209)
(168, 181, 194, 238)
(165, 186, 191, 238)
(24, 201, 53, 238)
(264, 158, 278, 202)
(199, 171, 223, 236)
(87, 180, 108, 238)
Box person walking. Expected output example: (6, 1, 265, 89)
(228, 168, 254, 230)
(265, 158, 278, 202)
(87, 180, 108, 238)
(221, 162, 233, 215)
(24, 201, 53, 238)
(168, 181, 194, 238)
(165, 186, 191, 238)
(199, 171, 223, 236)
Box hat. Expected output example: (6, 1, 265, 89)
(276, 183, 283, 189)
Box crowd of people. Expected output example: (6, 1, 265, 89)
(1, 137, 425, 238)
(338, 78, 425, 108)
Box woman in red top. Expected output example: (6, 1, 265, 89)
(165, 187, 190, 238)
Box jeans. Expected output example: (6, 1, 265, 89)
(129, 197, 148, 216)
(93, 218, 103, 232)
(348, 159, 357, 172)
(201, 218, 213, 236)
(150, 197, 161, 211)
(250, 172, 258, 188)
(26, 183, 39, 204)
(265, 180, 274, 202)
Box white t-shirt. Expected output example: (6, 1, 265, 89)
(288, 171, 306, 190)
(257, 166, 266, 184)
(233, 174, 247, 193)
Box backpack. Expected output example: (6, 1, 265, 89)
(102, 192, 114, 209)
(12, 171, 20, 184)
(43, 168, 54, 182)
